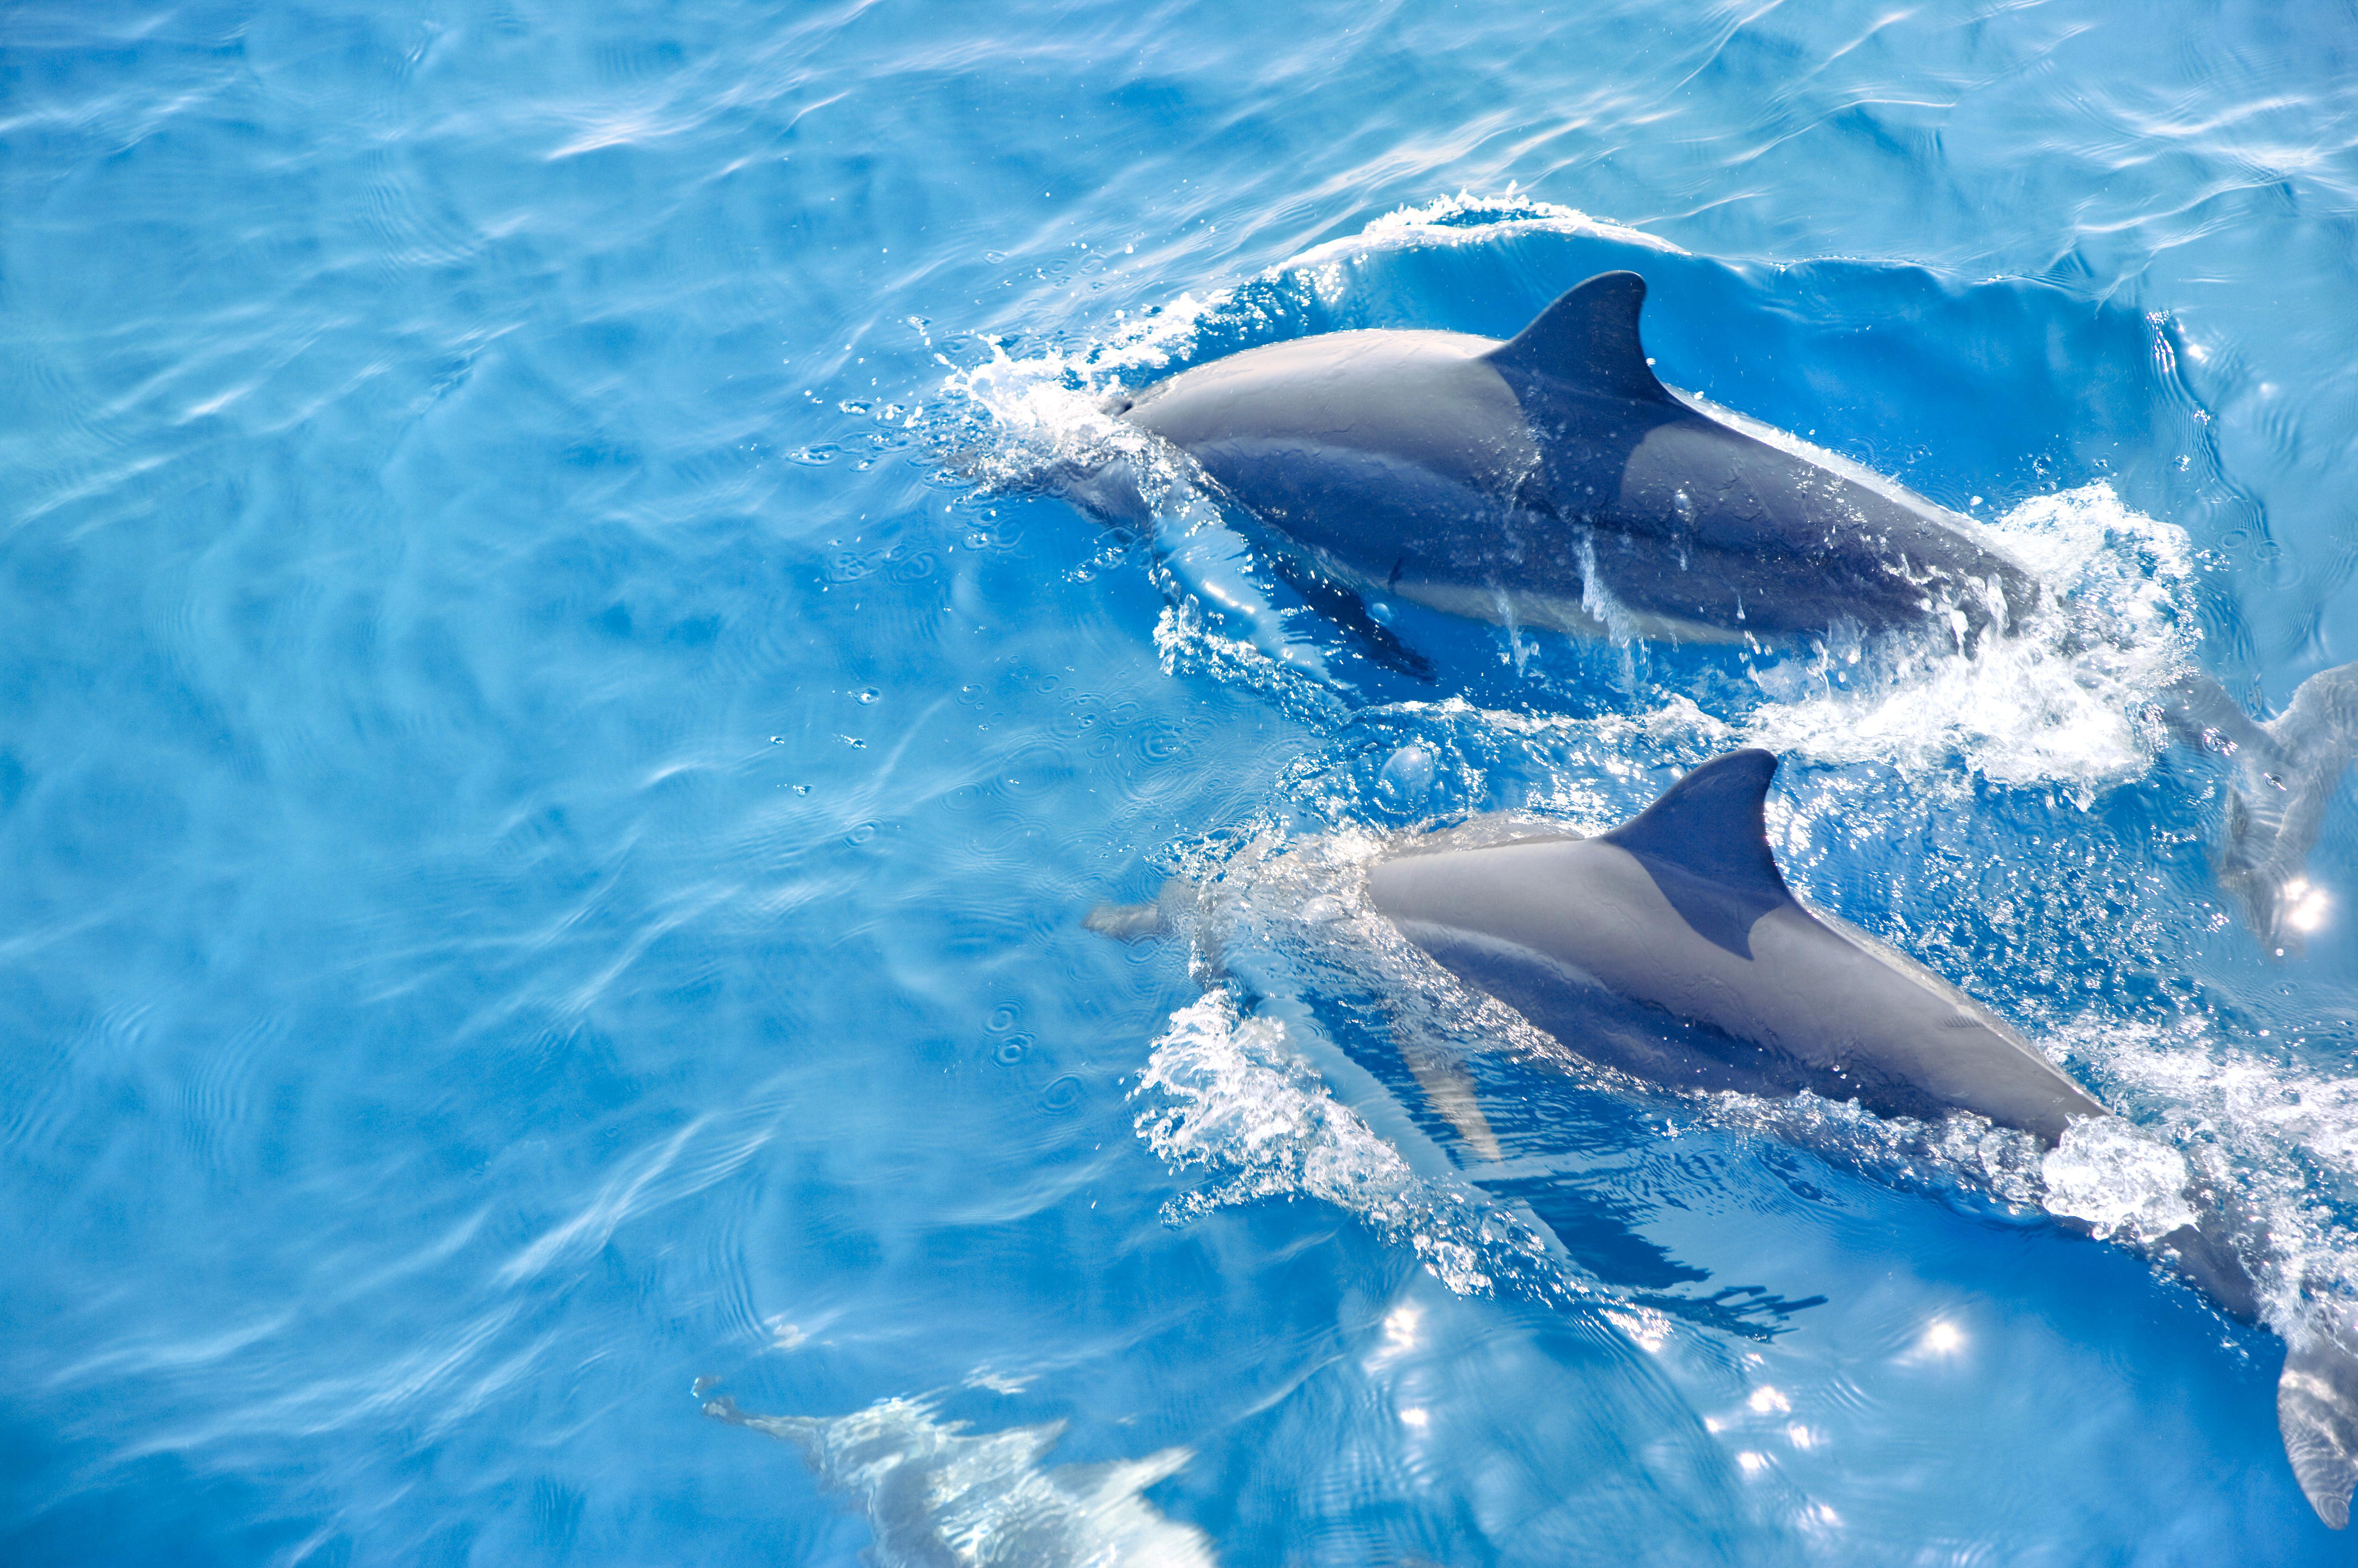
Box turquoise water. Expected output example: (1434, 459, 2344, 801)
(5, 1, 2358, 1562)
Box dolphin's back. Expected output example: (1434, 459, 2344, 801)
(1114, 272, 2041, 644)
(1124, 330, 1534, 493)
(1123, 330, 1585, 619)
(1368, 750, 2105, 1141)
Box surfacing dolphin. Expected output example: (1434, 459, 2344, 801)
(1067, 270, 2355, 948)
(1105, 271, 2031, 644)
(1090, 748, 2358, 1525)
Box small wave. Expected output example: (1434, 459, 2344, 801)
(706, 1394, 1216, 1568)
(1285, 187, 1686, 286)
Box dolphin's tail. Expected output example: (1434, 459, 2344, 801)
(2161, 661, 2358, 950)
(2281, 1305, 2358, 1528)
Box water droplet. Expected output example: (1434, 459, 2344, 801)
(855, 688, 880, 704)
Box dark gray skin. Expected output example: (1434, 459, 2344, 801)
(1111, 271, 2037, 644)
(1362, 746, 2358, 1526)
(1367, 749, 2105, 1144)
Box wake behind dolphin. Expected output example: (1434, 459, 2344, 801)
(1065, 270, 2357, 949)
(1090, 749, 2358, 1525)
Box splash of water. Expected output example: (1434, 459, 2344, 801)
(1134, 988, 1554, 1298)
(1745, 483, 2199, 797)
(2039, 1115, 2200, 1242)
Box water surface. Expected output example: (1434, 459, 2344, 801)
(4, 1, 2358, 1562)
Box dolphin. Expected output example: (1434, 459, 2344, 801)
(1089, 747, 2358, 1525)
(1103, 270, 2036, 645)
(1365, 749, 2106, 1143)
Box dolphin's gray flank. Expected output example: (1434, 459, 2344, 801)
(1366, 749, 2108, 1144)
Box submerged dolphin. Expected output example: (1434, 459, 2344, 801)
(1090, 748, 2358, 1524)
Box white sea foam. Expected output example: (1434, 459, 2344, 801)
(1744, 483, 2199, 797)
(2045, 1013, 2358, 1318)
(2039, 1116, 2199, 1242)
(1134, 988, 1552, 1298)
(708, 1394, 1216, 1568)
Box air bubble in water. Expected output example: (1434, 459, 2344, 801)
(1375, 744, 1437, 811)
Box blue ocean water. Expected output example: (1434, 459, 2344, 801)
(5, 1, 2358, 1562)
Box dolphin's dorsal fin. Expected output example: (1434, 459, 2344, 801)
(1602, 749, 1796, 928)
(1485, 271, 1675, 405)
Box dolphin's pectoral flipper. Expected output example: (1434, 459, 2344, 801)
(2281, 1308, 2358, 1528)
(1261, 550, 1436, 680)
(1484, 270, 1676, 406)
(1397, 1037, 1502, 1161)
(1599, 748, 1798, 958)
